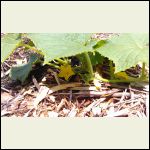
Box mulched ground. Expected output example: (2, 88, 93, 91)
(1, 33, 149, 117)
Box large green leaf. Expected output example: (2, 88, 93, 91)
(96, 33, 149, 73)
(1, 33, 21, 63)
(26, 33, 96, 63)
(89, 51, 104, 66)
(9, 54, 39, 84)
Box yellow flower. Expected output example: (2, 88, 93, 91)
(58, 64, 75, 81)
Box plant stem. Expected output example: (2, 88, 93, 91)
(83, 52, 94, 76)
(140, 62, 146, 79)
(109, 60, 115, 79)
(96, 73, 148, 83)
(55, 58, 67, 65)
(47, 63, 60, 69)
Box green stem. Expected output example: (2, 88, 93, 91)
(55, 58, 67, 65)
(96, 74, 148, 83)
(140, 62, 146, 79)
(84, 52, 94, 76)
(109, 60, 115, 79)
(47, 63, 60, 69)
(52, 60, 60, 64)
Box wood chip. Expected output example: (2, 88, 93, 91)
(146, 94, 149, 117)
(49, 95, 56, 103)
(106, 108, 129, 117)
(48, 111, 58, 117)
(56, 98, 66, 112)
(1, 92, 13, 102)
(92, 106, 101, 116)
(68, 107, 78, 117)
(32, 76, 40, 91)
(62, 108, 70, 115)
(33, 86, 49, 108)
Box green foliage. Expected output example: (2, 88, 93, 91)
(89, 51, 104, 66)
(93, 40, 108, 49)
(1, 33, 22, 63)
(9, 54, 39, 84)
(26, 33, 96, 64)
(75, 52, 94, 83)
(95, 33, 149, 73)
(1, 33, 149, 84)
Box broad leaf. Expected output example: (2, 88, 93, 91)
(96, 33, 149, 73)
(26, 33, 96, 64)
(1, 33, 21, 63)
(9, 54, 39, 83)
(89, 51, 104, 66)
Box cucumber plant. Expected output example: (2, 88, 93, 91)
(1, 33, 149, 84)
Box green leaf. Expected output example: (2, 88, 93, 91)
(96, 33, 149, 73)
(26, 33, 96, 64)
(93, 40, 108, 49)
(9, 54, 39, 84)
(1, 33, 22, 63)
(79, 73, 93, 84)
(89, 51, 104, 66)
